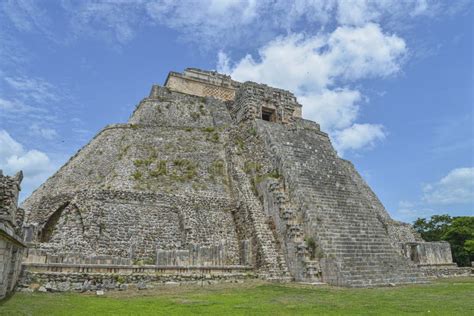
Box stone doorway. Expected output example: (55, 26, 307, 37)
(261, 107, 276, 122)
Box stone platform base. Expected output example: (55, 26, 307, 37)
(19, 263, 255, 293)
(419, 264, 472, 278)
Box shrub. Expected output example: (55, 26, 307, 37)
(306, 237, 317, 260)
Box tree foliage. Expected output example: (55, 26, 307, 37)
(413, 214, 474, 267)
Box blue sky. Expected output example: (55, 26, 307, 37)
(0, 0, 472, 223)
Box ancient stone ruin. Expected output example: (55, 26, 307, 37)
(15, 68, 469, 292)
(0, 171, 26, 299)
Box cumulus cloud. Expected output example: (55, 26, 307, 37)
(422, 167, 474, 205)
(219, 23, 404, 154)
(0, 130, 53, 177)
(299, 89, 362, 131)
(0, 130, 56, 198)
(395, 167, 474, 221)
(333, 124, 386, 154)
(225, 23, 406, 88)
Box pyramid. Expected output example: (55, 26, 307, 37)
(21, 68, 458, 287)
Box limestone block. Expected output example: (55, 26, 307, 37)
(401, 242, 454, 265)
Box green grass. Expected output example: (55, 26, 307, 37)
(1, 278, 473, 315)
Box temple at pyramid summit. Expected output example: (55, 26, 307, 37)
(2, 68, 469, 295)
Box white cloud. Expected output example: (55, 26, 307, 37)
(65, 1, 147, 45)
(0, 0, 50, 33)
(219, 23, 403, 154)
(395, 167, 474, 222)
(0, 130, 55, 198)
(142, 0, 447, 48)
(0, 75, 69, 139)
(0, 130, 23, 159)
(422, 167, 474, 205)
(3, 0, 440, 49)
(299, 89, 361, 131)
(1, 0, 466, 50)
(224, 23, 406, 89)
(326, 23, 406, 80)
(29, 123, 58, 140)
(4, 76, 61, 104)
(396, 204, 438, 222)
(0, 130, 54, 177)
(335, 0, 433, 26)
(333, 123, 386, 154)
(145, 0, 260, 46)
(0, 97, 35, 114)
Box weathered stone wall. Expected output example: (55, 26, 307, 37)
(25, 190, 240, 264)
(21, 89, 245, 265)
(19, 265, 254, 293)
(401, 242, 453, 266)
(0, 171, 26, 299)
(156, 240, 252, 266)
(419, 266, 471, 278)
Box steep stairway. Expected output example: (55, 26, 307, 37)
(257, 120, 427, 287)
(225, 133, 290, 279)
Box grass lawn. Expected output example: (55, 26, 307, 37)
(1, 277, 473, 315)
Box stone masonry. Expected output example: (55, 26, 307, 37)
(18, 68, 468, 292)
(0, 171, 26, 299)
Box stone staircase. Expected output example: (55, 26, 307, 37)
(256, 120, 427, 287)
(264, 179, 322, 282)
(225, 135, 289, 279)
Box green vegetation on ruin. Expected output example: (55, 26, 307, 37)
(1, 278, 473, 315)
(209, 159, 225, 178)
(171, 159, 198, 181)
(149, 160, 167, 177)
(202, 126, 220, 143)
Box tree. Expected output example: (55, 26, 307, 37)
(413, 215, 474, 267)
(442, 217, 474, 266)
(413, 214, 452, 241)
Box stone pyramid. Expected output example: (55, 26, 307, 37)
(21, 68, 457, 287)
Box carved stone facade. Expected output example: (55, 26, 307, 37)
(230, 81, 302, 124)
(18, 68, 466, 292)
(0, 171, 26, 299)
(165, 68, 239, 101)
